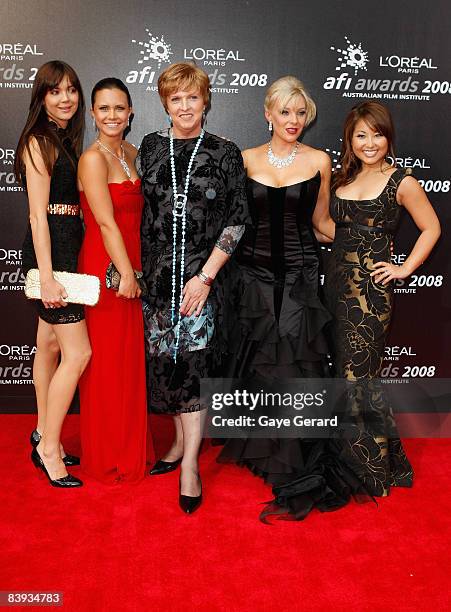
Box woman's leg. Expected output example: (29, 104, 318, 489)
(33, 319, 60, 434)
(179, 409, 206, 496)
(161, 414, 184, 461)
(36, 320, 91, 479)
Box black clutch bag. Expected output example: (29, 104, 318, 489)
(105, 262, 148, 296)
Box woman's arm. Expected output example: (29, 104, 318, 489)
(24, 137, 68, 308)
(181, 141, 249, 317)
(312, 151, 335, 240)
(371, 176, 441, 285)
(313, 229, 333, 243)
(180, 236, 241, 317)
(78, 150, 140, 299)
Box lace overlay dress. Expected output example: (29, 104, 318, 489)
(326, 168, 414, 496)
(137, 131, 248, 414)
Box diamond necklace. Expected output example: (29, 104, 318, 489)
(96, 139, 131, 179)
(267, 141, 299, 169)
(169, 127, 205, 362)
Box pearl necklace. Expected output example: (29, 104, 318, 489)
(169, 127, 205, 361)
(267, 141, 299, 169)
(96, 139, 131, 179)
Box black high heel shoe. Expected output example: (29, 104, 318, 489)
(31, 448, 83, 488)
(149, 457, 182, 476)
(30, 430, 80, 467)
(179, 474, 202, 514)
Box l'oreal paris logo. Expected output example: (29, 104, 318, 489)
(0, 249, 22, 262)
(183, 48, 245, 62)
(379, 56, 437, 71)
(386, 156, 430, 169)
(0, 148, 14, 164)
(0, 345, 36, 359)
(0, 43, 44, 56)
(384, 346, 417, 358)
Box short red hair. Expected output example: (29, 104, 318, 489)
(158, 62, 210, 109)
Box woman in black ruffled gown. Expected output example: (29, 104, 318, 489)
(218, 77, 365, 520)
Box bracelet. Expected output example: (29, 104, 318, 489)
(197, 270, 214, 286)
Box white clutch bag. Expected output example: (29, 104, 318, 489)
(25, 269, 101, 306)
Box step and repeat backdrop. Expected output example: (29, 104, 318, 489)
(1, 0, 450, 411)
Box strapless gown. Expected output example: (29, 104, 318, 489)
(78, 179, 149, 484)
(218, 175, 371, 521)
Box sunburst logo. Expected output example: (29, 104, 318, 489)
(131, 29, 173, 68)
(330, 36, 369, 75)
(325, 139, 343, 172)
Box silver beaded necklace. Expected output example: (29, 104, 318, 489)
(96, 139, 132, 179)
(267, 141, 299, 169)
(169, 127, 205, 361)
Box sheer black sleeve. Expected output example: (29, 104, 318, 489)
(215, 225, 245, 255)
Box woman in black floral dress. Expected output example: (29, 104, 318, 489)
(326, 101, 441, 496)
(137, 63, 248, 513)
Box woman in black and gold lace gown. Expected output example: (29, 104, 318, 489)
(325, 101, 441, 497)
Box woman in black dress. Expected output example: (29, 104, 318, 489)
(326, 100, 441, 496)
(16, 61, 91, 487)
(217, 76, 361, 521)
(137, 63, 248, 512)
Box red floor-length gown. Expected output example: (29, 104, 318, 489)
(78, 179, 149, 483)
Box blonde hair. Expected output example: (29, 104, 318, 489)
(265, 76, 316, 126)
(158, 62, 210, 109)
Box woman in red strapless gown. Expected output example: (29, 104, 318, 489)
(77, 78, 149, 483)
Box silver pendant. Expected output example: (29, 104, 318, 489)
(173, 193, 187, 217)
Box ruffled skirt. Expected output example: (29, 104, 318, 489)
(218, 263, 364, 520)
(217, 263, 413, 521)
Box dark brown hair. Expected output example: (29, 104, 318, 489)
(332, 100, 395, 190)
(91, 77, 132, 107)
(14, 60, 85, 183)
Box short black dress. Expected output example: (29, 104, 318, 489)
(21, 125, 84, 324)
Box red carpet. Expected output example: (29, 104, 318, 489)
(0, 414, 449, 611)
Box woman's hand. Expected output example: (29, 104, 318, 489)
(41, 278, 68, 309)
(117, 274, 141, 299)
(180, 276, 211, 317)
(370, 261, 410, 285)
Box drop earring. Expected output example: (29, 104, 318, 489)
(92, 117, 96, 130)
(202, 110, 207, 127)
(166, 113, 173, 127)
(268, 121, 273, 133)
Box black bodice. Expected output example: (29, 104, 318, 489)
(47, 135, 79, 204)
(238, 171, 321, 275)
